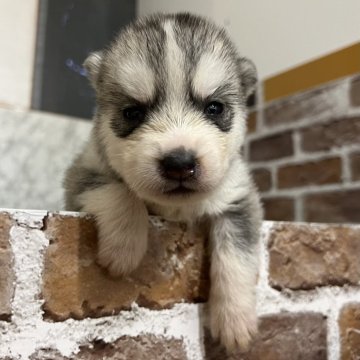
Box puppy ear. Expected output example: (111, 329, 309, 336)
(237, 57, 258, 100)
(83, 51, 103, 87)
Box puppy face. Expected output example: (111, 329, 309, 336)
(86, 13, 257, 205)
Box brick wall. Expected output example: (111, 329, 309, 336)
(246, 74, 360, 223)
(1, 210, 359, 359)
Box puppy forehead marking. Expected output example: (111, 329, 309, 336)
(163, 20, 185, 97)
(192, 52, 229, 99)
(116, 56, 155, 103)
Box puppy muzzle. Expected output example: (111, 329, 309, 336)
(159, 147, 201, 194)
(159, 147, 199, 181)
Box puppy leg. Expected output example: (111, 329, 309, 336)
(209, 194, 261, 351)
(78, 183, 148, 276)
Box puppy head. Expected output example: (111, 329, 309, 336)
(85, 13, 257, 205)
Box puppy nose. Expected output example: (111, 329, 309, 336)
(160, 148, 197, 181)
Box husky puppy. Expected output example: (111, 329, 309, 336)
(64, 13, 262, 351)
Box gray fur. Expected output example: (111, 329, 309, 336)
(224, 188, 263, 251)
(64, 148, 122, 210)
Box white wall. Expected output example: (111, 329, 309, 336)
(0, 1, 358, 108)
(138, 0, 212, 19)
(137, 0, 360, 79)
(0, 0, 38, 109)
(0, 108, 91, 210)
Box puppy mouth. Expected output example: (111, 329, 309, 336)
(163, 184, 197, 196)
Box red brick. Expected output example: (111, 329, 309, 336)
(264, 80, 348, 127)
(204, 312, 327, 359)
(301, 116, 360, 152)
(350, 152, 360, 181)
(252, 168, 272, 192)
(247, 111, 257, 133)
(262, 197, 295, 221)
(0, 213, 14, 321)
(350, 75, 360, 107)
(268, 223, 360, 290)
(31, 335, 187, 360)
(304, 189, 360, 223)
(249, 132, 294, 162)
(42, 214, 209, 321)
(339, 303, 360, 360)
(277, 157, 342, 189)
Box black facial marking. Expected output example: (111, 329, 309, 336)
(188, 91, 234, 132)
(205, 104, 234, 132)
(110, 103, 149, 138)
(101, 85, 160, 138)
(203, 100, 232, 132)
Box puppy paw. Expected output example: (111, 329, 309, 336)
(97, 249, 141, 277)
(209, 300, 258, 352)
(78, 183, 149, 277)
(97, 237, 147, 277)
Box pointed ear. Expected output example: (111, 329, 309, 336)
(237, 57, 258, 100)
(83, 51, 103, 87)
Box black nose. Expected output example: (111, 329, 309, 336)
(160, 148, 197, 181)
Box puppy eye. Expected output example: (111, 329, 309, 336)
(204, 101, 224, 116)
(123, 106, 146, 122)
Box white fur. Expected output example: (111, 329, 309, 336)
(192, 53, 228, 98)
(116, 59, 155, 103)
(209, 217, 259, 351)
(163, 21, 186, 98)
(78, 183, 149, 276)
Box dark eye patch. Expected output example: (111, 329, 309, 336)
(204, 101, 232, 132)
(189, 92, 233, 132)
(109, 103, 148, 138)
(189, 81, 240, 132)
(100, 86, 155, 138)
(97, 80, 159, 138)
